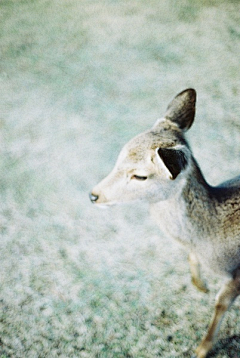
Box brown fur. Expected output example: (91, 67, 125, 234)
(90, 89, 240, 358)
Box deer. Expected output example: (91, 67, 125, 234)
(89, 89, 240, 358)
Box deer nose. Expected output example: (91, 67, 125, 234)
(89, 193, 99, 203)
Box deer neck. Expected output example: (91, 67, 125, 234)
(150, 159, 216, 247)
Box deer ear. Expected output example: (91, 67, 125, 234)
(165, 88, 196, 131)
(157, 148, 188, 180)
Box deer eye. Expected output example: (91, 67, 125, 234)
(131, 174, 148, 181)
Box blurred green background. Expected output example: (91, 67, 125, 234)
(0, 1, 239, 357)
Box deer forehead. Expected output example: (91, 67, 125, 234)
(119, 130, 181, 163)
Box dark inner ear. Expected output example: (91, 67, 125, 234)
(158, 148, 188, 179)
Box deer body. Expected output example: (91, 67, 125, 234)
(90, 89, 240, 358)
(150, 171, 240, 277)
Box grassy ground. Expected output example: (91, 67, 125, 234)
(0, 0, 240, 357)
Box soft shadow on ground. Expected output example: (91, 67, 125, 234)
(208, 335, 240, 358)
